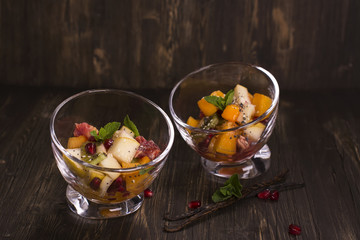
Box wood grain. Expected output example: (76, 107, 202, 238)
(0, 0, 359, 90)
(0, 86, 359, 239)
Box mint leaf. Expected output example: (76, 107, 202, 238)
(224, 89, 234, 106)
(123, 115, 139, 137)
(139, 166, 154, 175)
(212, 174, 242, 203)
(90, 122, 121, 142)
(204, 89, 234, 111)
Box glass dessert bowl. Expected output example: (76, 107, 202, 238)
(50, 89, 174, 219)
(169, 62, 279, 179)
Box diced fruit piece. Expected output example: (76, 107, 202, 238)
(197, 97, 218, 116)
(244, 122, 265, 141)
(236, 103, 256, 124)
(89, 153, 107, 165)
(90, 177, 102, 190)
(73, 122, 98, 139)
(134, 136, 161, 160)
(67, 135, 87, 149)
(107, 176, 126, 194)
(108, 137, 140, 163)
(221, 104, 240, 122)
(186, 116, 200, 128)
(64, 148, 86, 177)
(98, 154, 121, 179)
(233, 84, 251, 105)
(85, 142, 96, 155)
(88, 169, 105, 182)
(138, 156, 151, 165)
(252, 93, 272, 117)
(214, 121, 239, 155)
(124, 172, 150, 193)
(121, 161, 140, 168)
(99, 175, 114, 196)
(211, 90, 225, 98)
(103, 139, 114, 150)
(113, 126, 135, 139)
(96, 143, 107, 154)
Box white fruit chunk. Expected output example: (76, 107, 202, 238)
(113, 126, 135, 139)
(96, 143, 107, 154)
(98, 154, 121, 179)
(244, 123, 266, 141)
(233, 84, 251, 105)
(237, 103, 256, 124)
(64, 148, 86, 177)
(99, 175, 114, 196)
(108, 137, 140, 163)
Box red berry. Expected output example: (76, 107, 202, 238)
(257, 189, 271, 199)
(90, 177, 101, 190)
(85, 142, 96, 155)
(270, 190, 279, 201)
(103, 139, 114, 150)
(144, 188, 153, 198)
(188, 200, 201, 209)
(289, 224, 301, 235)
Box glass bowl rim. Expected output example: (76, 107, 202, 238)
(50, 89, 175, 173)
(168, 62, 280, 133)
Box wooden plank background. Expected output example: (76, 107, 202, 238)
(0, 0, 359, 90)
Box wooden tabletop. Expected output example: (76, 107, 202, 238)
(0, 85, 359, 239)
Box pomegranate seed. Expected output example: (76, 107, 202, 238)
(188, 200, 201, 209)
(90, 177, 101, 190)
(270, 190, 279, 201)
(144, 188, 153, 198)
(85, 142, 96, 155)
(257, 189, 271, 199)
(88, 136, 96, 142)
(103, 139, 114, 150)
(288, 224, 301, 235)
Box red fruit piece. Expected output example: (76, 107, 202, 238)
(134, 136, 161, 160)
(103, 138, 114, 150)
(289, 224, 301, 235)
(74, 122, 98, 139)
(107, 176, 126, 195)
(188, 200, 201, 209)
(257, 189, 271, 199)
(90, 177, 101, 190)
(85, 142, 96, 155)
(144, 188, 153, 198)
(270, 190, 279, 201)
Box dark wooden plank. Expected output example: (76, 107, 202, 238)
(0, 1, 359, 90)
(0, 86, 359, 239)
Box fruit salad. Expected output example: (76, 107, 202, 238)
(186, 84, 273, 161)
(64, 115, 161, 203)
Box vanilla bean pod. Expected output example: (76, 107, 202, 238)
(163, 169, 304, 232)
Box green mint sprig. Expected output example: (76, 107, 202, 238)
(212, 174, 242, 203)
(90, 122, 121, 142)
(204, 89, 234, 111)
(123, 114, 139, 137)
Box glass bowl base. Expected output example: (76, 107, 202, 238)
(201, 144, 271, 179)
(66, 185, 143, 219)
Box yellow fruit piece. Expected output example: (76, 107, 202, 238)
(186, 116, 200, 128)
(124, 172, 150, 193)
(252, 93, 272, 117)
(138, 156, 151, 165)
(211, 90, 225, 98)
(197, 98, 218, 116)
(67, 135, 87, 149)
(221, 104, 240, 122)
(63, 150, 87, 178)
(121, 161, 140, 168)
(214, 121, 239, 155)
(88, 169, 105, 182)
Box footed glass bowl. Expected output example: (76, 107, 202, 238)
(169, 62, 279, 179)
(50, 89, 174, 219)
